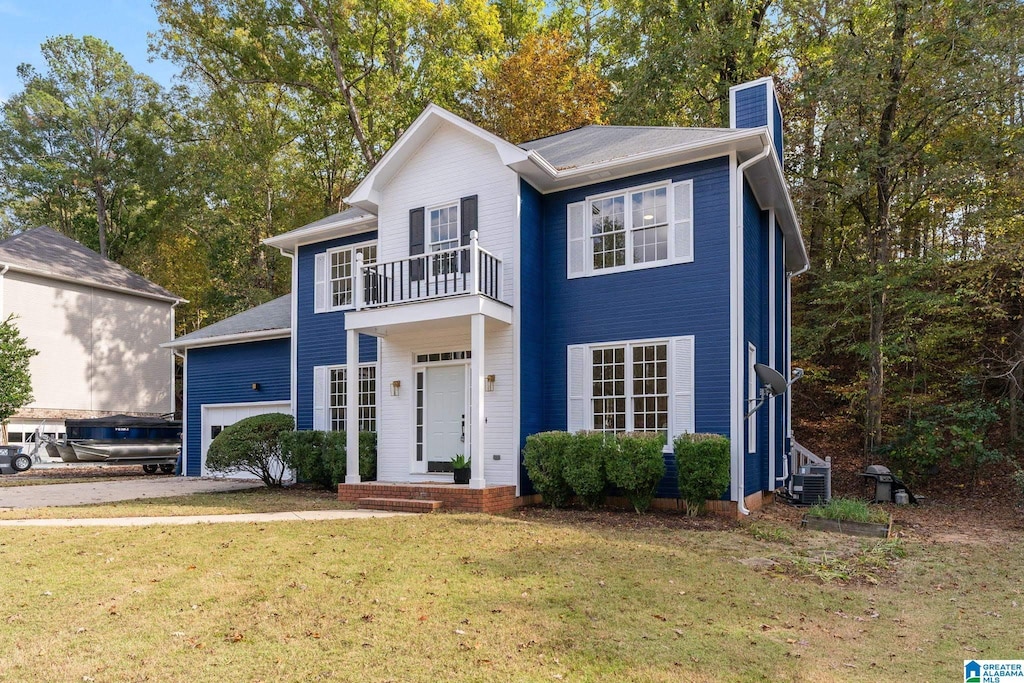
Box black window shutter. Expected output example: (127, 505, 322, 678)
(460, 195, 478, 272)
(409, 206, 425, 280)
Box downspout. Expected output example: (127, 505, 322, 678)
(172, 349, 186, 476)
(734, 141, 772, 516)
(783, 260, 810, 491)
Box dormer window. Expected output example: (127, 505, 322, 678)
(314, 241, 376, 313)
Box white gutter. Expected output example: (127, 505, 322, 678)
(171, 349, 187, 476)
(733, 142, 772, 516)
(161, 328, 291, 350)
(277, 247, 299, 423)
(783, 260, 810, 488)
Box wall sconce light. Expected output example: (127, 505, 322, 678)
(485, 374, 496, 392)
(391, 380, 401, 397)
(251, 383, 261, 391)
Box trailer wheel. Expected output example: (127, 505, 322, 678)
(142, 464, 159, 474)
(11, 453, 32, 472)
(159, 464, 175, 474)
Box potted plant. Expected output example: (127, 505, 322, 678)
(451, 454, 471, 484)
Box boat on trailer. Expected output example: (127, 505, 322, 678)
(57, 415, 182, 473)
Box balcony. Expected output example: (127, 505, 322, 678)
(354, 231, 502, 311)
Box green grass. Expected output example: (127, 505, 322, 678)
(0, 510, 1019, 682)
(0, 487, 353, 519)
(806, 497, 890, 524)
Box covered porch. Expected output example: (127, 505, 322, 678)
(341, 232, 514, 493)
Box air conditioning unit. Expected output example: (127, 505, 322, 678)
(791, 464, 831, 505)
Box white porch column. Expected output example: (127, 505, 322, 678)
(469, 313, 486, 489)
(345, 328, 361, 484)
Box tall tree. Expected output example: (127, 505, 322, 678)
(0, 315, 38, 444)
(471, 30, 610, 143)
(0, 36, 165, 258)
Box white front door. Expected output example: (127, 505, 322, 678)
(422, 364, 466, 473)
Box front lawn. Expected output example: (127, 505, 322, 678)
(0, 507, 1019, 682)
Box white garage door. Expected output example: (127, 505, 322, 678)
(201, 401, 292, 479)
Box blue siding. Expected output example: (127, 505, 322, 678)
(774, 224, 786, 484)
(743, 181, 770, 496)
(295, 233, 378, 431)
(734, 83, 768, 130)
(185, 339, 291, 476)
(519, 179, 545, 495)
(539, 158, 733, 498)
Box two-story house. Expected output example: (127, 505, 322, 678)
(167, 77, 808, 515)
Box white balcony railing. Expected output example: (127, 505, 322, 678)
(355, 230, 502, 310)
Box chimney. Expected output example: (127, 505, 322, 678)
(729, 77, 783, 167)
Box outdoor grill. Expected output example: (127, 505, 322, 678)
(859, 464, 917, 504)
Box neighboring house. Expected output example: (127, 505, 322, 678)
(170, 77, 808, 515)
(0, 226, 181, 447)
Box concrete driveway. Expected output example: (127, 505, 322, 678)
(0, 477, 262, 509)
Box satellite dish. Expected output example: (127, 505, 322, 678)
(754, 363, 788, 397)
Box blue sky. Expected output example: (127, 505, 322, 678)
(0, 0, 178, 101)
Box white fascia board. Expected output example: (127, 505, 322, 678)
(161, 328, 291, 350)
(264, 215, 378, 253)
(0, 261, 185, 305)
(345, 295, 513, 332)
(345, 104, 531, 211)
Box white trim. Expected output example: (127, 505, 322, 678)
(288, 250, 298, 420)
(345, 294, 512, 331)
(199, 400, 292, 478)
(728, 76, 779, 129)
(170, 301, 178, 413)
(0, 263, 8, 317)
(320, 240, 377, 313)
(0, 261, 183, 304)
(312, 360, 379, 433)
(568, 335, 693, 441)
(567, 179, 694, 280)
(747, 342, 757, 454)
(346, 104, 530, 211)
(264, 214, 377, 252)
(512, 177, 523, 495)
(162, 328, 290, 350)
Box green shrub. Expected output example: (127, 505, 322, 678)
(280, 430, 332, 489)
(606, 432, 666, 513)
(674, 433, 730, 516)
(279, 430, 377, 490)
(359, 431, 377, 482)
(522, 431, 574, 508)
(206, 413, 295, 487)
(564, 431, 611, 509)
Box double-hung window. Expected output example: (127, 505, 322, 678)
(567, 179, 693, 279)
(314, 364, 378, 432)
(428, 203, 459, 276)
(314, 242, 377, 312)
(568, 336, 694, 447)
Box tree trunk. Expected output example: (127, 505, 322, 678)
(863, 0, 908, 463)
(93, 180, 109, 258)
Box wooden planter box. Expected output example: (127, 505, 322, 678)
(801, 514, 892, 538)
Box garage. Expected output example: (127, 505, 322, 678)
(200, 401, 292, 478)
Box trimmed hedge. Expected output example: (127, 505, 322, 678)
(606, 432, 666, 513)
(522, 431, 574, 507)
(563, 431, 612, 509)
(279, 430, 377, 490)
(674, 433, 731, 516)
(206, 413, 295, 487)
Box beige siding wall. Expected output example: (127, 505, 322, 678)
(2, 271, 173, 415)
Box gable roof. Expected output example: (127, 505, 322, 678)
(519, 126, 737, 171)
(162, 295, 290, 349)
(0, 226, 180, 302)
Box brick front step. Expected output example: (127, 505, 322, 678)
(339, 482, 520, 513)
(357, 497, 442, 513)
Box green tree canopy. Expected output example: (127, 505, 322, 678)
(0, 315, 38, 442)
